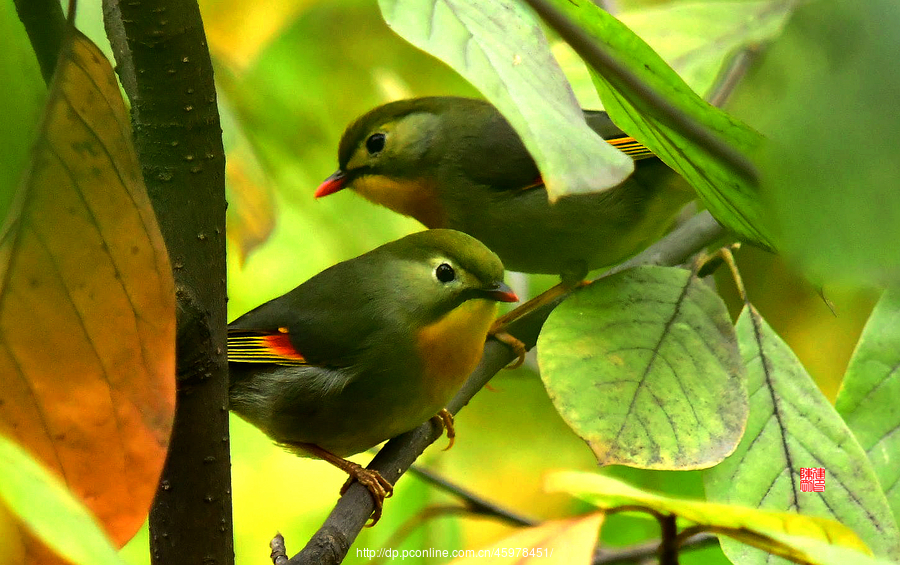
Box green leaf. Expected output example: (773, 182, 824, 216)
(551, 0, 794, 112)
(553, 0, 775, 250)
(618, 1, 794, 97)
(704, 305, 900, 564)
(377, 0, 635, 200)
(546, 471, 871, 563)
(836, 289, 900, 524)
(0, 432, 127, 565)
(537, 266, 747, 469)
(729, 0, 900, 284)
(0, 1, 46, 224)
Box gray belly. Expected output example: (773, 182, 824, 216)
(229, 363, 445, 458)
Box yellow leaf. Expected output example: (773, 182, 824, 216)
(546, 471, 870, 562)
(450, 513, 604, 565)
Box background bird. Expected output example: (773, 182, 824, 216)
(314, 96, 693, 279)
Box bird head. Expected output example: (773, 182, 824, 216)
(315, 98, 477, 227)
(382, 229, 518, 325)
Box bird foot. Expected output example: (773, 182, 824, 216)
(488, 327, 528, 369)
(338, 463, 394, 526)
(288, 442, 393, 527)
(431, 409, 456, 451)
(489, 278, 591, 369)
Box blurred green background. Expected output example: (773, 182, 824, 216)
(0, 0, 881, 563)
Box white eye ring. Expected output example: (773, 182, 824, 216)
(434, 262, 456, 283)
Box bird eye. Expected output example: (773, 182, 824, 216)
(435, 263, 455, 283)
(366, 133, 386, 155)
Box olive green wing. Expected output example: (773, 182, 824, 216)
(457, 108, 656, 194)
(227, 261, 385, 369)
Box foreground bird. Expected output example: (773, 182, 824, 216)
(227, 229, 517, 525)
(315, 96, 693, 277)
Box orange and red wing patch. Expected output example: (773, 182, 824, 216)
(227, 331, 307, 365)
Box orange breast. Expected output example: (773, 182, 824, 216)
(352, 175, 447, 228)
(415, 299, 498, 405)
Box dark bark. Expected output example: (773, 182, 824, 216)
(101, 1, 231, 564)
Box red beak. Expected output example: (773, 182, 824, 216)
(483, 281, 519, 303)
(315, 170, 347, 198)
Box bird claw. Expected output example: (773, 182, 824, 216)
(488, 278, 592, 369)
(489, 328, 527, 369)
(339, 463, 394, 527)
(284, 442, 395, 526)
(431, 409, 456, 451)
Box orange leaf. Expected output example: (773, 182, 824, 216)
(0, 28, 175, 547)
(450, 514, 604, 565)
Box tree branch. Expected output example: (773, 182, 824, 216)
(287, 211, 727, 564)
(521, 0, 759, 185)
(101, 1, 231, 564)
(13, 0, 67, 84)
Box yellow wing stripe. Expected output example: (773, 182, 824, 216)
(227, 334, 308, 366)
(606, 136, 656, 160)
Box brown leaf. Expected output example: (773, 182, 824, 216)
(0, 28, 175, 548)
(449, 514, 604, 565)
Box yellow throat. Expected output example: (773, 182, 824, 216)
(415, 299, 498, 403)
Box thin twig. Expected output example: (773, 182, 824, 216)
(706, 47, 759, 108)
(593, 532, 717, 565)
(406, 464, 538, 527)
(521, 0, 759, 185)
(719, 246, 748, 304)
(287, 211, 728, 565)
(673, 525, 707, 547)
(605, 505, 664, 519)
